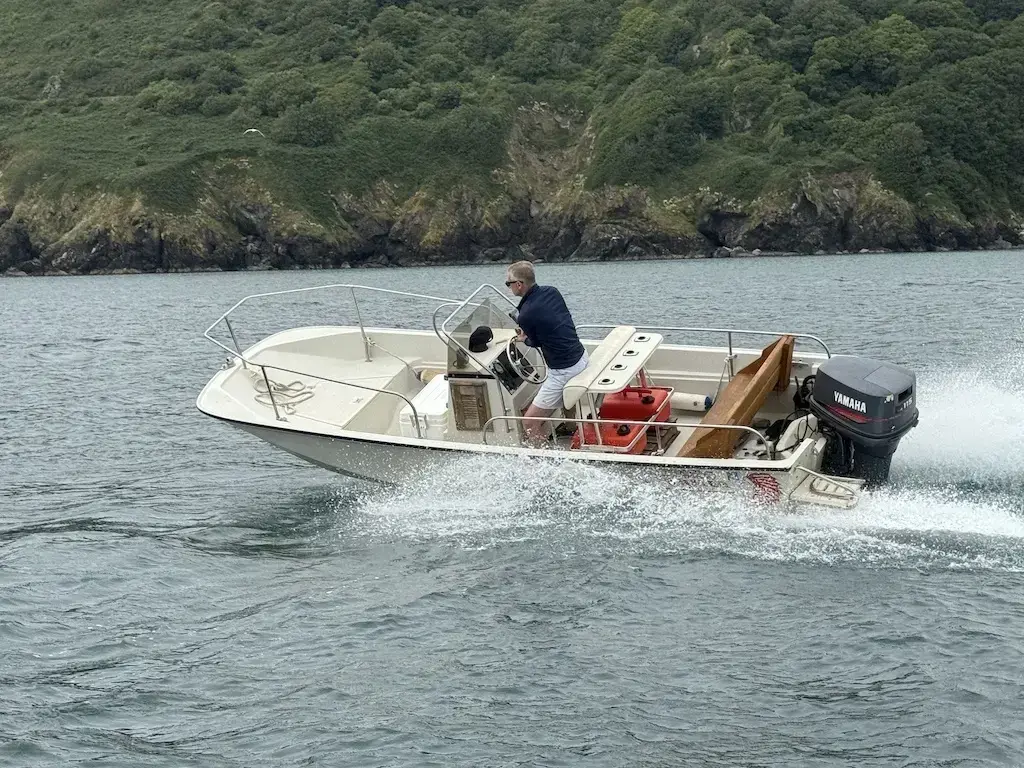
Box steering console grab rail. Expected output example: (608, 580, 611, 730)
(438, 283, 520, 338)
(430, 299, 492, 347)
(432, 284, 526, 376)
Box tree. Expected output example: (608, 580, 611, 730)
(965, 0, 1024, 21)
(896, 0, 976, 28)
(872, 120, 928, 197)
(774, 0, 865, 70)
(245, 71, 317, 117)
(325, 80, 377, 120)
(502, 22, 562, 81)
(726, 62, 803, 134)
(433, 84, 461, 109)
(369, 6, 424, 48)
(603, 7, 664, 71)
(591, 71, 725, 186)
(923, 26, 993, 65)
(422, 52, 462, 81)
(465, 8, 514, 62)
(273, 99, 341, 146)
(360, 41, 407, 89)
(805, 14, 931, 99)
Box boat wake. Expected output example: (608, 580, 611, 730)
(343, 357, 1024, 572)
(890, 355, 1024, 495)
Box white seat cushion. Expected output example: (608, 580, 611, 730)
(562, 325, 637, 410)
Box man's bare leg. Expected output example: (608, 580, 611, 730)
(523, 403, 556, 445)
(562, 404, 578, 430)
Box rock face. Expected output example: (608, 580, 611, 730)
(2, 112, 1021, 276)
(1, 216, 40, 274)
(1, 184, 1019, 277)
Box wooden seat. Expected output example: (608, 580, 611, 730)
(676, 336, 795, 459)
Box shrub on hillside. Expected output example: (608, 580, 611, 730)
(273, 99, 341, 146)
(359, 40, 407, 83)
(245, 71, 318, 117)
(317, 41, 345, 62)
(421, 52, 463, 81)
(0, 96, 23, 117)
(501, 23, 562, 81)
(369, 6, 424, 48)
(166, 57, 206, 82)
(200, 93, 241, 116)
(325, 80, 377, 119)
(67, 57, 108, 82)
(433, 84, 461, 109)
(465, 8, 515, 62)
(185, 16, 245, 51)
(135, 80, 203, 115)
(429, 104, 508, 168)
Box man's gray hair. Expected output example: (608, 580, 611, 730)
(507, 260, 535, 285)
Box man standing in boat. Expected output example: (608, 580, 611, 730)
(505, 260, 588, 443)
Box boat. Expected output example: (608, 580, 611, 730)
(196, 282, 919, 509)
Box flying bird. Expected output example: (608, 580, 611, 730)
(243, 128, 266, 137)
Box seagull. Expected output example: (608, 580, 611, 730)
(243, 128, 266, 137)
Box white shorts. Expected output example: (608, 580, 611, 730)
(532, 352, 589, 411)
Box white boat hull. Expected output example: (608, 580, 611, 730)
(222, 417, 806, 504)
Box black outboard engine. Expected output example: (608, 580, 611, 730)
(807, 356, 919, 487)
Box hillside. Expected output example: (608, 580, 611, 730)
(2, 0, 1023, 274)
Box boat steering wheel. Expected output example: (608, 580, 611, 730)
(505, 336, 547, 385)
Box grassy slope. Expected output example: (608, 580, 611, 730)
(1, 0, 1023, 246)
(1, 0, 499, 235)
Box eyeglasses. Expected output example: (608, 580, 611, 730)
(505, 280, 520, 287)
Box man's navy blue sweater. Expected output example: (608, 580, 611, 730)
(515, 285, 585, 370)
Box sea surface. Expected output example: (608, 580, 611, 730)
(2, 251, 1023, 767)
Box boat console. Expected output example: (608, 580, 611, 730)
(490, 344, 536, 394)
(442, 324, 542, 442)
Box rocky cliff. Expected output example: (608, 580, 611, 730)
(2, 107, 1020, 277)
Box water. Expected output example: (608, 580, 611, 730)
(2, 251, 1023, 766)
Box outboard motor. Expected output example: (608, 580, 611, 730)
(807, 356, 919, 487)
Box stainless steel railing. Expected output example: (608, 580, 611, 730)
(203, 284, 459, 434)
(204, 283, 457, 358)
(242, 359, 424, 434)
(481, 414, 772, 456)
(431, 284, 524, 375)
(576, 324, 831, 379)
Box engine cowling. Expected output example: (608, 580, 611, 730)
(807, 356, 919, 486)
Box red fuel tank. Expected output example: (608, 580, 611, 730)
(599, 386, 671, 424)
(572, 422, 647, 454)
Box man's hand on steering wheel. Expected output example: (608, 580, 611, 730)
(505, 334, 547, 384)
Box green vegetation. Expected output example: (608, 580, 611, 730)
(1, 0, 1022, 234)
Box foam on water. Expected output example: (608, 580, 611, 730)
(893, 353, 1024, 489)
(347, 458, 1023, 572)
(347, 357, 1024, 571)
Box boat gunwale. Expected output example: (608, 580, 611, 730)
(196, 399, 812, 472)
